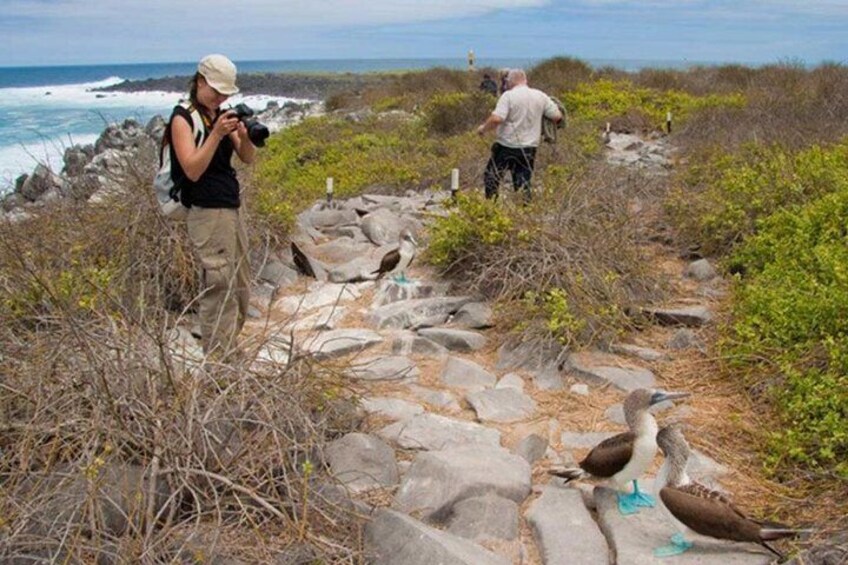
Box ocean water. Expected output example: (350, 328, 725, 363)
(0, 57, 701, 191)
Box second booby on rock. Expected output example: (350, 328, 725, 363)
(653, 424, 809, 558)
(549, 388, 691, 515)
(372, 229, 417, 283)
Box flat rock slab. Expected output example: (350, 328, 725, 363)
(361, 397, 425, 421)
(407, 385, 461, 411)
(372, 280, 447, 307)
(302, 329, 382, 360)
(312, 238, 374, 263)
(450, 302, 494, 329)
(417, 328, 487, 352)
(594, 486, 772, 565)
(513, 434, 548, 464)
(643, 305, 713, 327)
(350, 356, 420, 381)
(466, 388, 537, 423)
(610, 343, 667, 362)
(327, 257, 377, 283)
(367, 296, 473, 329)
(366, 509, 512, 565)
(447, 494, 519, 542)
(325, 433, 398, 493)
(285, 305, 347, 331)
(685, 258, 717, 281)
(561, 431, 616, 449)
(440, 356, 497, 390)
(496, 373, 525, 392)
(391, 331, 450, 357)
(526, 486, 610, 565)
(277, 282, 360, 314)
(378, 413, 501, 451)
(567, 351, 656, 392)
(394, 445, 531, 522)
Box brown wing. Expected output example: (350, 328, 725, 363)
(579, 432, 635, 478)
(373, 249, 400, 278)
(660, 485, 762, 543)
(291, 242, 315, 278)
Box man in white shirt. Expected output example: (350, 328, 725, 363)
(476, 68, 562, 201)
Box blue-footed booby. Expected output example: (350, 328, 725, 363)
(372, 229, 417, 284)
(653, 424, 809, 558)
(549, 388, 690, 515)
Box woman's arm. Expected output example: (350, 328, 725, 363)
(172, 111, 240, 182)
(230, 122, 257, 165)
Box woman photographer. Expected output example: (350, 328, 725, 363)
(169, 54, 256, 359)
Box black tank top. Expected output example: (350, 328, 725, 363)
(169, 105, 240, 209)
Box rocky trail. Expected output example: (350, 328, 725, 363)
(171, 133, 776, 564)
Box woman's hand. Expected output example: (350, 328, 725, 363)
(212, 111, 239, 139)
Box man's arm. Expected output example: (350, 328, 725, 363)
(476, 113, 504, 136)
(545, 96, 563, 123)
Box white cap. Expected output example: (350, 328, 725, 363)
(197, 54, 239, 96)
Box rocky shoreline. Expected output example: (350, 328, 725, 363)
(0, 99, 323, 222)
(97, 71, 392, 100)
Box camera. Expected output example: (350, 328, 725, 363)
(228, 103, 270, 147)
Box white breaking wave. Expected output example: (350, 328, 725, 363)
(0, 75, 303, 192)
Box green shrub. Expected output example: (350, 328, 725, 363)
(564, 79, 745, 127)
(423, 91, 493, 136)
(724, 188, 848, 477)
(426, 192, 513, 267)
(252, 113, 490, 233)
(668, 141, 848, 254)
(528, 57, 594, 94)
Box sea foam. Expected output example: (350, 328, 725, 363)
(0, 77, 300, 192)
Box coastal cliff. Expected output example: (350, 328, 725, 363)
(0, 99, 322, 222)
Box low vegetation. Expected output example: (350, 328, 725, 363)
(0, 170, 364, 562)
(5, 56, 848, 560)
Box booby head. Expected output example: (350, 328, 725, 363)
(623, 388, 691, 429)
(399, 228, 418, 247)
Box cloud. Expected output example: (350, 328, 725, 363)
(573, 0, 848, 16)
(2, 0, 551, 28)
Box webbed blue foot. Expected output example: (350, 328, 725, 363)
(392, 274, 411, 284)
(654, 533, 693, 557)
(617, 481, 656, 515)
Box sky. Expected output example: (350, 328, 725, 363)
(1, 0, 847, 67)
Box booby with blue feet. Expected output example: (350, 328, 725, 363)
(372, 229, 417, 284)
(549, 388, 690, 515)
(653, 424, 809, 558)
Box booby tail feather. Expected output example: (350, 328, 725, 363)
(548, 467, 587, 483)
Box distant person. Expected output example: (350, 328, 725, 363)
(499, 69, 510, 95)
(168, 54, 256, 359)
(468, 49, 476, 71)
(476, 68, 562, 201)
(479, 74, 498, 97)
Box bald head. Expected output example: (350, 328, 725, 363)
(507, 68, 527, 88)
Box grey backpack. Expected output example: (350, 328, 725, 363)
(542, 96, 567, 144)
(153, 101, 205, 220)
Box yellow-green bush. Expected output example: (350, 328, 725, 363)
(252, 113, 490, 233)
(426, 192, 513, 267)
(564, 79, 745, 127)
(668, 141, 848, 254)
(723, 188, 848, 477)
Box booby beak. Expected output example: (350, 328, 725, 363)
(650, 390, 691, 406)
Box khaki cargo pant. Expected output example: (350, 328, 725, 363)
(186, 206, 250, 357)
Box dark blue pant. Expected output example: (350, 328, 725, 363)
(484, 143, 537, 200)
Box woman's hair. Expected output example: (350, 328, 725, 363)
(188, 72, 201, 107)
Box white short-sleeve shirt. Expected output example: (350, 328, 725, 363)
(493, 84, 560, 148)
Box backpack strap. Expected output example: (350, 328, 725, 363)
(181, 101, 207, 147)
